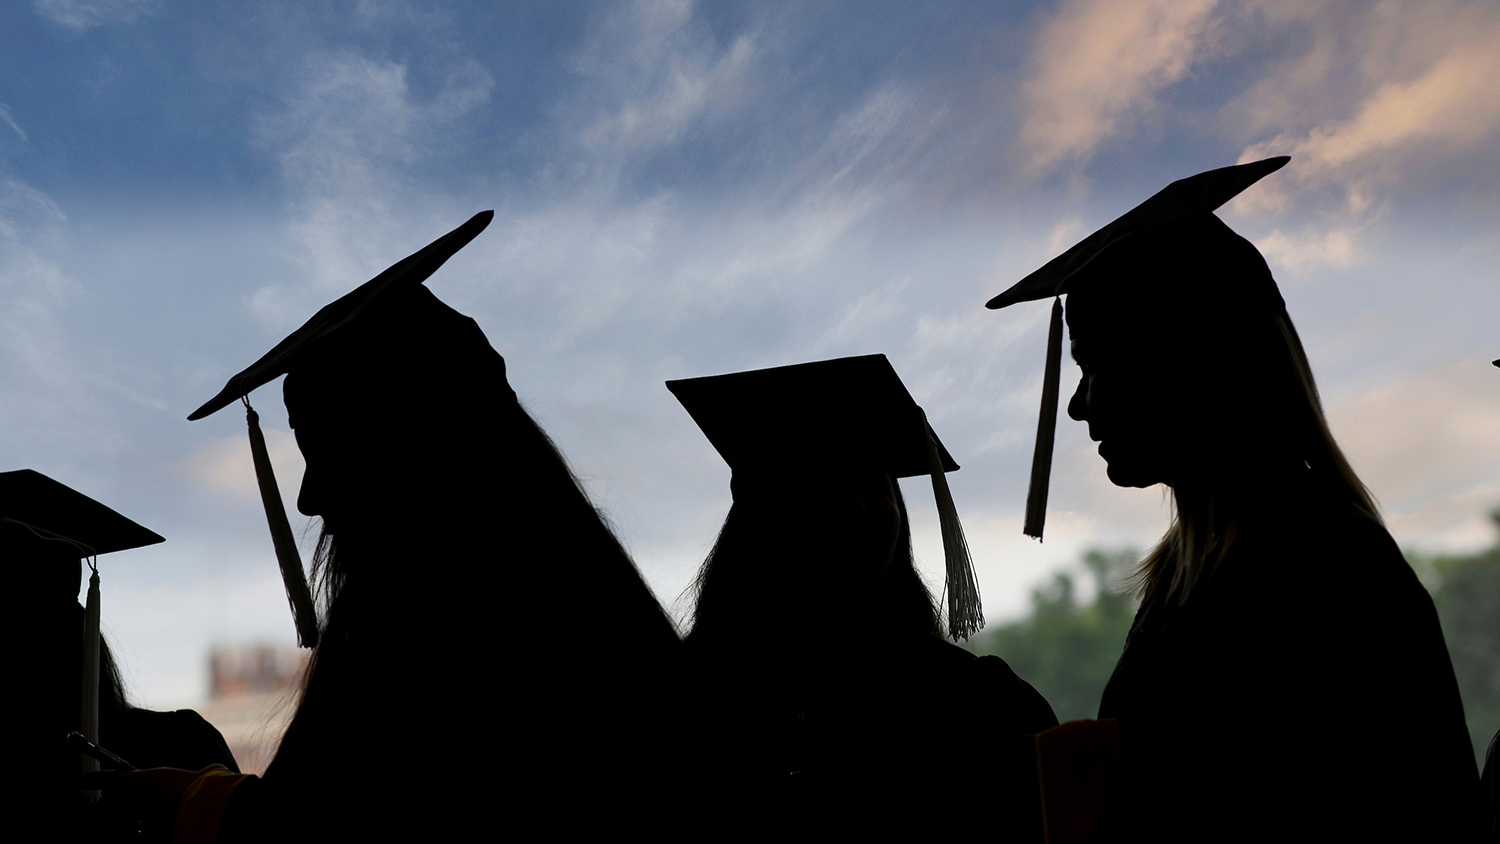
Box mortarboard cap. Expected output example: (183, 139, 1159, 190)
(0, 469, 164, 557)
(187, 211, 495, 649)
(667, 355, 983, 639)
(986, 157, 1288, 309)
(188, 211, 494, 422)
(667, 354, 959, 478)
(984, 157, 1289, 541)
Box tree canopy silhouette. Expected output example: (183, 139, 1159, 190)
(967, 548, 1136, 723)
(1421, 510, 1500, 767)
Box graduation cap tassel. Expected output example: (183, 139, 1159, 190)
(1023, 297, 1065, 540)
(80, 559, 100, 792)
(244, 399, 320, 648)
(923, 414, 983, 640)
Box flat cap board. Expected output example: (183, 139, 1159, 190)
(0, 469, 164, 556)
(188, 211, 494, 421)
(666, 354, 958, 479)
(986, 156, 1289, 309)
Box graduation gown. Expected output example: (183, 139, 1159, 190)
(1097, 495, 1479, 841)
(687, 632, 1057, 839)
(198, 537, 683, 843)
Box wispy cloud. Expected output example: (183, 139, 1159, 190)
(574, 2, 756, 154)
(249, 48, 495, 328)
(172, 428, 305, 505)
(0, 104, 26, 143)
(1253, 224, 1360, 273)
(0, 177, 110, 469)
(1235, 1, 1500, 216)
(1020, 0, 1219, 174)
(33, 0, 160, 30)
(1329, 359, 1500, 550)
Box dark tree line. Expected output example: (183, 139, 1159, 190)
(1423, 512, 1500, 765)
(966, 548, 1137, 724)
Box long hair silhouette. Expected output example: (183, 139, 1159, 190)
(686, 475, 939, 654)
(241, 287, 680, 839)
(682, 470, 1054, 839)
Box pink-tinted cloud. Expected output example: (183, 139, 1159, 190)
(1020, 0, 1219, 174)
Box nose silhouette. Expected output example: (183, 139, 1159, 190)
(294, 427, 327, 519)
(1067, 376, 1088, 423)
(296, 463, 324, 518)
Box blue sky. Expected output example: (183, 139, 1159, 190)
(5, 0, 1500, 706)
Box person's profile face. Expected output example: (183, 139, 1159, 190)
(291, 414, 345, 533)
(286, 385, 383, 538)
(1066, 329, 1179, 489)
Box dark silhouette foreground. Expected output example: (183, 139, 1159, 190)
(5, 471, 236, 841)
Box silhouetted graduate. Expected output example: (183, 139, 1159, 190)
(6, 470, 237, 841)
(987, 158, 1479, 842)
(97, 213, 682, 841)
(670, 355, 1056, 840)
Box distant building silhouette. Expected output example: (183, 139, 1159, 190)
(196, 645, 306, 775)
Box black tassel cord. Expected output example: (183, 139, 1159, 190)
(244, 398, 320, 648)
(1023, 297, 1065, 541)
